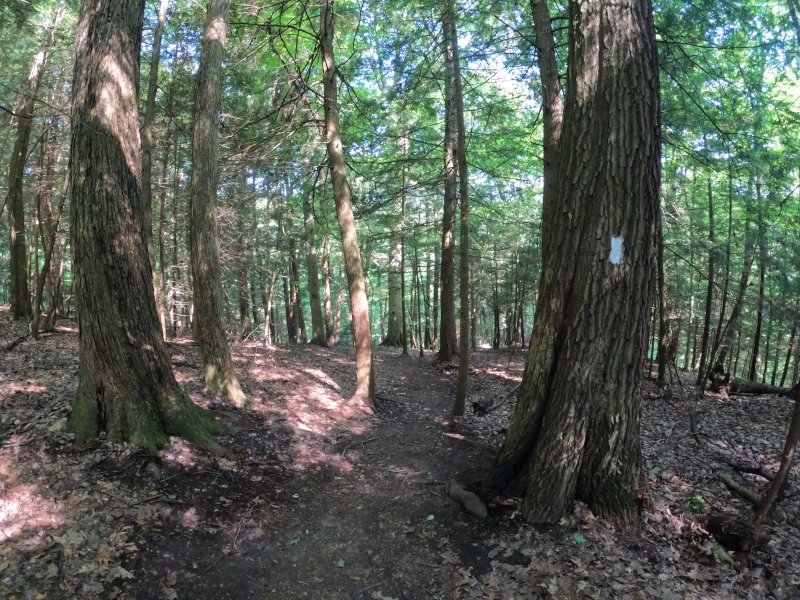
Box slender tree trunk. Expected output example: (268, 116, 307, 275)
(443, 0, 470, 415)
(288, 233, 308, 343)
(753, 388, 800, 526)
(529, 0, 563, 267)
(320, 0, 374, 408)
(322, 231, 336, 346)
(780, 321, 797, 388)
(492, 0, 660, 525)
(69, 0, 218, 450)
(656, 211, 669, 384)
(303, 188, 326, 344)
(141, 0, 170, 336)
(189, 0, 246, 407)
(696, 180, 715, 386)
(384, 192, 404, 346)
(712, 164, 734, 350)
(749, 231, 767, 381)
(6, 3, 65, 319)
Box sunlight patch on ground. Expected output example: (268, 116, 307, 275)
(161, 438, 199, 468)
(289, 442, 353, 473)
(301, 367, 341, 391)
(0, 483, 65, 544)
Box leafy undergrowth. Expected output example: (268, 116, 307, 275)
(1, 308, 798, 599)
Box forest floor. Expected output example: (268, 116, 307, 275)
(1, 308, 799, 599)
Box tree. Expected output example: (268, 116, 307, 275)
(5, 3, 65, 319)
(189, 0, 247, 408)
(437, 0, 459, 362)
(68, 0, 218, 451)
(443, 0, 470, 416)
(492, 0, 661, 525)
(320, 0, 375, 408)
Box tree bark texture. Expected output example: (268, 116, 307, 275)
(189, 0, 247, 407)
(320, 0, 374, 408)
(438, 0, 458, 362)
(529, 0, 564, 267)
(68, 0, 218, 451)
(444, 0, 470, 416)
(6, 3, 65, 319)
(493, 0, 660, 525)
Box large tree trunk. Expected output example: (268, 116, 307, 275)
(6, 3, 65, 320)
(442, 0, 470, 415)
(320, 0, 374, 408)
(189, 0, 247, 407)
(492, 0, 660, 525)
(68, 0, 218, 451)
(437, 0, 458, 362)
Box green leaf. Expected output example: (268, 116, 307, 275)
(649, 466, 661, 477)
(288, 537, 300, 546)
(337, 558, 345, 568)
(572, 533, 586, 544)
(426, 514, 435, 521)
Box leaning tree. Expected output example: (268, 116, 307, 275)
(492, 0, 661, 525)
(68, 0, 218, 451)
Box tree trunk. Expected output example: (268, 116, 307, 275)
(322, 231, 337, 346)
(189, 0, 246, 407)
(492, 0, 660, 525)
(438, 0, 459, 362)
(6, 3, 65, 319)
(68, 0, 218, 451)
(749, 229, 767, 381)
(444, 0, 470, 416)
(320, 0, 374, 408)
(384, 192, 404, 347)
(780, 321, 797, 388)
(529, 0, 563, 268)
(696, 179, 715, 387)
(141, 0, 170, 336)
(303, 188, 326, 345)
(753, 386, 800, 526)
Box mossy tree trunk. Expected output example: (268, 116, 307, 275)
(68, 0, 218, 452)
(189, 0, 247, 408)
(492, 0, 661, 525)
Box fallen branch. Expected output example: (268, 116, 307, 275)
(718, 473, 762, 505)
(2, 333, 29, 352)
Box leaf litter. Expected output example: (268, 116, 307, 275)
(1, 308, 798, 598)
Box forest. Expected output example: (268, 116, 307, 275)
(1, 0, 799, 598)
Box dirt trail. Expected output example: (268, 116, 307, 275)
(127, 346, 501, 600)
(3, 311, 798, 599)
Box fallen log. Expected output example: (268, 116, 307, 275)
(709, 371, 794, 398)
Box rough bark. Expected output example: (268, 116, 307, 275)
(529, 0, 564, 267)
(68, 0, 218, 451)
(492, 0, 660, 525)
(444, 0, 470, 415)
(6, 3, 65, 319)
(189, 0, 246, 407)
(438, 0, 458, 362)
(320, 0, 374, 408)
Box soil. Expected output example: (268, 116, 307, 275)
(1, 308, 799, 599)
